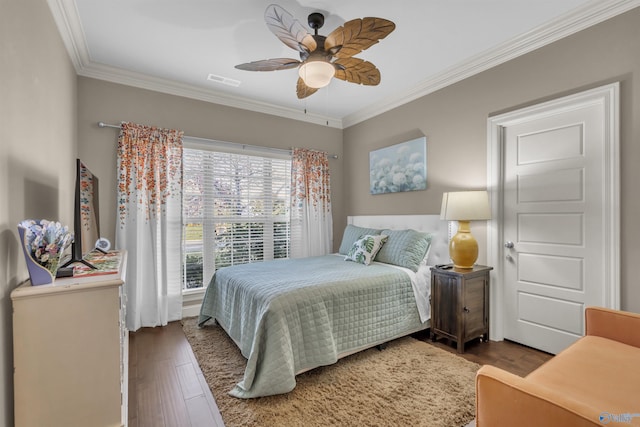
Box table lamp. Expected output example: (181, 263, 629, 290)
(440, 191, 491, 269)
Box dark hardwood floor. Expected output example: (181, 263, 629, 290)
(128, 322, 552, 427)
(412, 330, 553, 377)
(128, 322, 224, 427)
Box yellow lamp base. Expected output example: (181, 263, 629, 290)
(449, 220, 478, 269)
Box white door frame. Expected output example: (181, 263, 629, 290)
(486, 83, 620, 341)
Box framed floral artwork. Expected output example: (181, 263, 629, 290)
(369, 136, 427, 194)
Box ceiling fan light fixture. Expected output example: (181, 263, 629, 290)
(298, 60, 334, 89)
(235, 5, 395, 98)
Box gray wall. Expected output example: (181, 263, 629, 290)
(76, 77, 345, 249)
(0, 0, 78, 425)
(2, 4, 640, 426)
(343, 8, 640, 313)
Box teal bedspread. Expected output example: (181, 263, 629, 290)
(198, 254, 428, 398)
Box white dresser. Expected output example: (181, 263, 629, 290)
(11, 251, 128, 427)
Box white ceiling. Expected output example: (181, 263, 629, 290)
(50, 0, 636, 128)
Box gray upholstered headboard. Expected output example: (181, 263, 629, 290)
(347, 215, 451, 266)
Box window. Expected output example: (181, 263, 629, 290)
(182, 140, 291, 291)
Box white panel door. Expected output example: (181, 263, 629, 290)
(501, 89, 617, 355)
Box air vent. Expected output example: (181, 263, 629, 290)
(207, 74, 241, 87)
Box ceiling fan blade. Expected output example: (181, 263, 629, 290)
(334, 58, 381, 85)
(235, 58, 301, 71)
(325, 18, 395, 58)
(265, 4, 317, 53)
(296, 78, 319, 99)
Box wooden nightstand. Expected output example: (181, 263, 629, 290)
(430, 265, 492, 353)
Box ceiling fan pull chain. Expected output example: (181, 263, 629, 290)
(325, 84, 330, 126)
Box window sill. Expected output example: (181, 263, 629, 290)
(183, 287, 206, 301)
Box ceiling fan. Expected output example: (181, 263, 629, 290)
(235, 4, 395, 99)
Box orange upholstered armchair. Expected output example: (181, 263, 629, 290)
(476, 307, 640, 427)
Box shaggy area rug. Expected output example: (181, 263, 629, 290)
(182, 317, 479, 427)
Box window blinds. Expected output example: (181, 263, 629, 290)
(182, 144, 291, 290)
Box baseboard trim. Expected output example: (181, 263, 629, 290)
(182, 303, 202, 318)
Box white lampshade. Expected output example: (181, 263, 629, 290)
(440, 191, 491, 221)
(441, 190, 491, 268)
(298, 60, 334, 88)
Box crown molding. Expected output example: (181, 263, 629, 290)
(78, 62, 343, 128)
(342, 0, 640, 128)
(49, 0, 639, 130)
(46, 0, 343, 128)
(47, 0, 90, 71)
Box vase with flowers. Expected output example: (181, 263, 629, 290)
(18, 219, 73, 285)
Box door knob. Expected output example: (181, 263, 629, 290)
(504, 241, 514, 249)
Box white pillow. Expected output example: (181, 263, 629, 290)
(345, 234, 389, 265)
(421, 244, 432, 266)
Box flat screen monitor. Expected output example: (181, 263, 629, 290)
(62, 159, 101, 269)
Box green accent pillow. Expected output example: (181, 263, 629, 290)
(345, 234, 389, 265)
(338, 224, 382, 255)
(374, 229, 433, 272)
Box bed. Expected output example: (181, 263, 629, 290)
(198, 214, 451, 398)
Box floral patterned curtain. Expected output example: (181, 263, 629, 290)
(290, 148, 333, 257)
(116, 122, 183, 331)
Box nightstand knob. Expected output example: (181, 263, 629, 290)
(463, 307, 470, 313)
